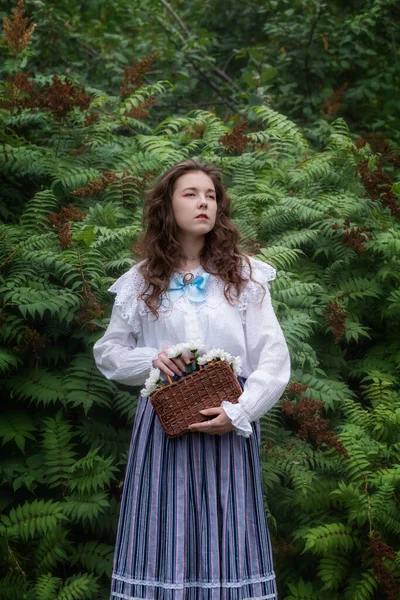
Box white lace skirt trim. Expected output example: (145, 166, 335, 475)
(112, 573, 276, 589)
(112, 593, 277, 600)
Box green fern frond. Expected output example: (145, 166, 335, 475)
(0, 144, 45, 177)
(63, 354, 115, 413)
(2, 286, 80, 321)
(68, 448, 118, 493)
(340, 399, 370, 428)
(330, 481, 369, 527)
(34, 525, 72, 573)
(361, 373, 395, 405)
(56, 572, 99, 600)
(0, 573, 29, 600)
(302, 522, 355, 555)
(0, 410, 36, 453)
(76, 420, 131, 460)
(118, 81, 172, 116)
(6, 369, 66, 406)
(112, 390, 138, 423)
(0, 499, 68, 541)
(63, 491, 110, 524)
(17, 233, 59, 253)
(270, 275, 322, 308)
(30, 573, 62, 600)
(72, 540, 114, 576)
(19, 190, 59, 231)
(318, 555, 350, 591)
(249, 105, 308, 155)
(258, 246, 305, 270)
(42, 411, 77, 488)
(0, 348, 20, 373)
(343, 569, 378, 600)
(285, 578, 319, 600)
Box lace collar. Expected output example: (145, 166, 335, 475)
(108, 257, 277, 325)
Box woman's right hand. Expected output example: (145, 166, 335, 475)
(152, 349, 193, 377)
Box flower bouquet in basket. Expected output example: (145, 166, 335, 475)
(141, 342, 243, 438)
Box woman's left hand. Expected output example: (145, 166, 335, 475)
(188, 407, 234, 435)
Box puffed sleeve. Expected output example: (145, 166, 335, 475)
(93, 265, 159, 387)
(221, 259, 290, 437)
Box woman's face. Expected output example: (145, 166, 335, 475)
(171, 171, 217, 237)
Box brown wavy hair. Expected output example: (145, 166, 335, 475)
(136, 158, 264, 317)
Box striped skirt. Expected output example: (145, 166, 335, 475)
(110, 376, 278, 600)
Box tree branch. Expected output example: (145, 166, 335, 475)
(159, 0, 191, 37)
(156, 17, 240, 114)
(158, 0, 240, 90)
(304, 0, 323, 103)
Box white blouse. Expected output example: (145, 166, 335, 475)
(93, 256, 290, 437)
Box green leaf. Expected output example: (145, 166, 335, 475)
(0, 411, 36, 453)
(260, 66, 277, 83)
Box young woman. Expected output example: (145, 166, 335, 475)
(93, 158, 290, 600)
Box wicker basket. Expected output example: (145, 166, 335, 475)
(150, 360, 242, 438)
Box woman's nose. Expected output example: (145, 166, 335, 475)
(198, 197, 208, 208)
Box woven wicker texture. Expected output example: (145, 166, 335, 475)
(150, 360, 242, 438)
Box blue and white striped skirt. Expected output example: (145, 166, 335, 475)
(110, 376, 278, 600)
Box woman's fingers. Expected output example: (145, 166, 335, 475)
(200, 407, 223, 416)
(189, 408, 233, 435)
(170, 357, 188, 373)
(153, 358, 175, 377)
(153, 351, 192, 377)
(188, 419, 217, 432)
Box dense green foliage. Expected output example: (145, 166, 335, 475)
(1, 2, 400, 600)
(1, 0, 399, 136)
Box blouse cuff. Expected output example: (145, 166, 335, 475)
(113, 346, 159, 385)
(221, 401, 253, 438)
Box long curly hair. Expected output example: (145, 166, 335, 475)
(136, 159, 264, 317)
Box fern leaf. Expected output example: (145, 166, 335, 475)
(20, 190, 59, 231)
(0, 347, 19, 373)
(6, 369, 66, 406)
(258, 246, 304, 270)
(3, 286, 80, 321)
(72, 540, 114, 576)
(343, 569, 377, 600)
(0, 499, 68, 541)
(302, 522, 355, 555)
(63, 491, 110, 525)
(0, 410, 36, 453)
(68, 448, 118, 493)
(30, 573, 62, 600)
(63, 353, 115, 413)
(56, 573, 99, 600)
(0, 573, 29, 600)
(318, 555, 349, 591)
(42, 411, 77, 488)
(34, 525, 72, 573)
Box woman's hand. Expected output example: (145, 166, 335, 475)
(152, 349, 192, 377)
(188, 407, 234, 435)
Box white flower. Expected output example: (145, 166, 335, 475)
(167, 339, 206, 359)
(187, 339, 206, 354)
(232, 356, 242, 376)
(141, 344, 241, 396)
(197, 348, 240, 372)
(167, 343, 190, 359)
(140, 367, 161, 397)
(197, 353, 211, 365)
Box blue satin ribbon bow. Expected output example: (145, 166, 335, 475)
(162, 272, 211, 307)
